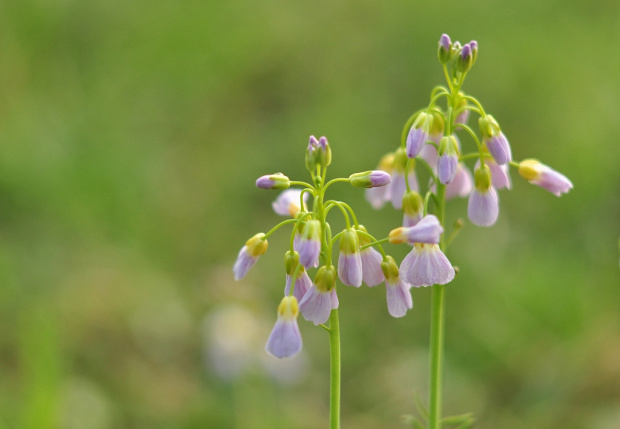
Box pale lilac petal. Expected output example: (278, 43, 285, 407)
(445, 163, 473, 200)
(406, 127, 427, 158)
(233, 247, 257, 280)
(390, 172, 406, 209)
(360, 248, 385, 287)
(365, 185, 388, 209)
(437, 153, 458, 184)
(476, 159, 511, 190)
(455, 109, 470, 127)
(532, 167, 573, 196)
(403, 215, 443, 244)
(338, 251, 363, 287)
(284, 272, 312, 303)
(272, 189, 308, 217)
(485, 132, 512, 165)
(406, 244, 455, 287)
(298, 238, 320, 268)
(299, 286, 337, 325)
(293, 232, 302, 253)
(468, 187, 499, 227)
(385, 278, 413, 317)
(407, 170, 419, 192)
(265, 319, 302, 359)
(419, 144, 438, 168)
(403, 211, 423, 227)
(399, 248, 419, 284)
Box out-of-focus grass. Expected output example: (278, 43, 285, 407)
(0, 0, 618, 428)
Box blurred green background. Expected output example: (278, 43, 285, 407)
(0, 0, 618, 428)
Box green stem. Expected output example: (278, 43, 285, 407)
(329, 309, 341, 429)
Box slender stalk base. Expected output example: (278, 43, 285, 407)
(428, 285, 445, 429)
(329, 309, 341, 429)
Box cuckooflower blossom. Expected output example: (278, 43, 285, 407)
(272, 189, 308, 217)
(444, 163, 473, 200)
(265, 296, 303, 359)
(437, 135, 459, 184)
(389, 215, 443, 245)
(374, 256, 413, 318)
(400, 243, 455, 287)
(479, 115, 512, 165)
(284, 250, 311, 302)
(233, 233, 268, 280)
(298, 220, 321, 268)
(518, 159, 573, 196)
(476, 158, 511, 190)
(356, 225, 385, 287)
(406, 112, 433, 158)
(468, 165, 499, 227)
(299, 266, 339, 325)
(338, 228, 363, 287)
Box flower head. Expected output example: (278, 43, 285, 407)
(468, 165, 499, 227)
(233, 233, 268, 280)
(518, 159, 573, 196)
(272, 189, 308, 217)
(265, 296, 302, 359)
(356, 225, 385, 287)
(299, 265, 339, 325)
(400, 243, 455, 287)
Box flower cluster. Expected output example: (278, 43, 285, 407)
(234, 136, 429, 358)
(367, 34, 573, 231)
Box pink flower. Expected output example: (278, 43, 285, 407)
(518, 159, 573, 196)
(265, 296, 303, 359)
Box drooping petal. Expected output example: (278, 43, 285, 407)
(338, 251, 363, 287)
(419, 144, 438, 168)
(233, 247, 257, 281)
(519, 159, 573, 196)
(401, 244, 455, 287)
(406, 127, 427, 158)
(390, 171, 406, 209)
(437, 153, 458, 184)
(265, 318, 302, 359)
(272, 189, 308, 217)
(360, 248, 385, 287)
(299, 285, 338, 325)
(485, 132, 512, 165)
(385, 278, 413, 317)
(468, 186, 499, 227)
(476, 159, 511, 190)
(284, 272, 312, 303)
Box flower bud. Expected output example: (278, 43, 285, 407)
(349, 170, 392, 188)
(474, 164, 492, 192)
(314, 265, 337, 293)
(402, 190, 424, 227)
(298, 220, 321, 268)
(305, 135, 332, 171)
(454, 92, 470, 126)
(406, 112, 433, 158)
(456, 43, 473, 73)
(381, 256, 400, 281)
(469, 40, 478, 64)
(256, 173, 291, 190)
(437, 135, 459, 184)
(479, 115, 512, 165)
(284, 250, 300, 275)
(438, 34, 452, 64)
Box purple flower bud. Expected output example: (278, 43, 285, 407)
(265, 296, 302, 359)
(406, 113, 432, 158)
(256, 172, 290, 190)
(518, 159, 573, 196)
(400, 243, 455, 287)
(305, 135, 332, 171)
(440, 34, 451, 51)
(486, 132, 512, 165)
(437, 152, 458, 184)
(349, 170, 392, 188)
(461, 43, 471, 60)
(438, 34, 452, 64)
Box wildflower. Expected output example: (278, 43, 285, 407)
(256, 173, 290, 190)
(349, 170, 392, 188)
(457, 43, 473, 73)
(299, 265, 339, 325)
(402, 191, 424, 227)
(338, 228, 363, 287)
(475, 158, 511, 190)
(479, 115, 512, 165)
(272, 189, 308, 217)
(265, 296, 303, 359)
(376, 256, 413, 317)
(298, 220, 321, 268)
(400, 243, 455, 287)
(233, 233, 268, 280)
(406, 112, 433, 158)
(444, 163, 473, 200)
(389, 214, 443, 245)
(356, 225, 385, 287)
(518, 159, 573, 196)
(284, 251, 311, 302)
(365, 153, 394, 209)
(437, 135, 459, 184)
(468, 164, 499, 226)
